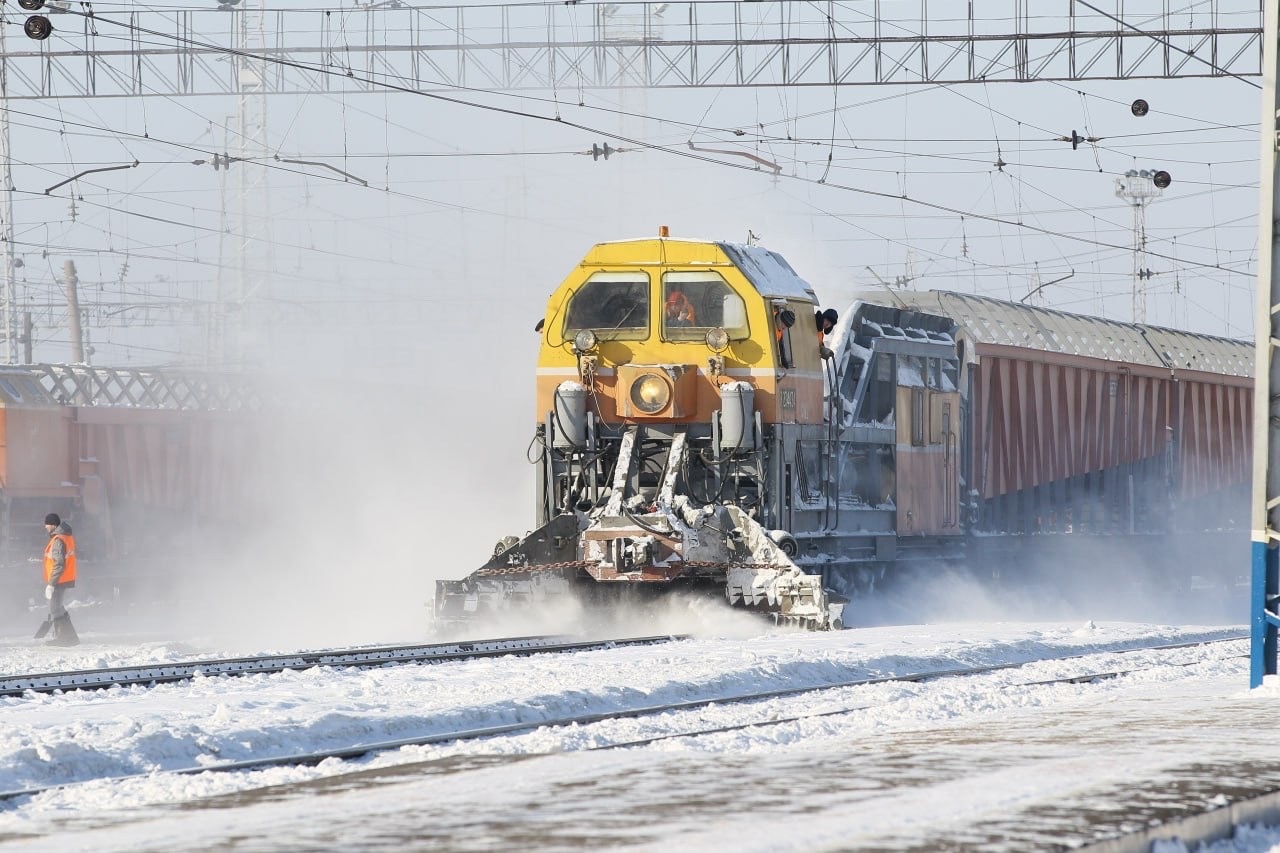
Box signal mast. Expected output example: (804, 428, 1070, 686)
(1114, 168, 1171, 325)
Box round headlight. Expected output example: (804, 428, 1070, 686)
(630, 373, 671, 414)
(705, 327, 729, 353)
(573, 329, 598, 353)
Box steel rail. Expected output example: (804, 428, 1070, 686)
(0, 634, 686, 699)
(591, 644, 1251, 751)
(0, 635, 1245, 805)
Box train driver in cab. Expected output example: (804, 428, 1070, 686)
(665, 290, 697, 327)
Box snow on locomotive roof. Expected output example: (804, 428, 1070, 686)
(715, 242, 818, 301)
(875, 288, 1253, 378)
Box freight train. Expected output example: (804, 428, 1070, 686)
(434, 233, 1252, 630)
(0, 363, 257, 611)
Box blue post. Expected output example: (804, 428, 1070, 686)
(1251, 541, 1278, 687)
(1250, 1, 1279, 687)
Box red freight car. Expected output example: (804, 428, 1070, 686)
(860, 291, 1251, 537)
(0, 364, 258, 603)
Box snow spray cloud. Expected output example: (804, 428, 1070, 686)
(839, 531, 1247, 629)
(151, 287, 547, 649)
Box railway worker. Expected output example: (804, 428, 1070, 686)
(773, 305, 796, 340)
(815, 307, 838, 359)
(665, 290, 697, 327)
(42, 512, 80, 647)
(815, 308, 838, 344)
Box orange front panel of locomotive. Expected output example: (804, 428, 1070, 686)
(534, 365, 826, 427)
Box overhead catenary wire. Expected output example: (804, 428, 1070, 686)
(0, 0, 1258, 353)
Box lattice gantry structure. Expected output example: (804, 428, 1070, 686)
(0, 0, 1264, 101)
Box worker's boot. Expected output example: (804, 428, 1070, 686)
(47, 614, 79, 647)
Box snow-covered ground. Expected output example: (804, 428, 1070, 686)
(0, 601, 1277, 851)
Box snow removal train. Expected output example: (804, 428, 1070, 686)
(435, 232, 1253, 630)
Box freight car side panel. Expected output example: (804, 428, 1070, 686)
(2, 408, 77, 497)
(67, 408, 257, 560)
(968, 343, 1250, 534)
(970, 350, 1174, 500)
(77, 415, 252, 517)
(1176, 377, 1251, 500)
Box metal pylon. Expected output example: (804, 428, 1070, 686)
(1114, 170, 1163, 325)
(0, 22, 16, 365)
(231, 0, 271, 368)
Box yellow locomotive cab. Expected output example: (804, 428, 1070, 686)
(536, 237, 826, 426)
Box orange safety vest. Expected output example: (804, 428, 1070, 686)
(43, 533, 77, 585)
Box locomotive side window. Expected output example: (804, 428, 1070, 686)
(911, 388, 925, 446)
(562, 272, 650, 340)
(660, 272, 750, 342)
(774, 306, 795, 369)
(768, 306, 798, 368)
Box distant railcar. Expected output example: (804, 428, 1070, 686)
(0, 364, 257, 604)
(435, 234, 1251, 629)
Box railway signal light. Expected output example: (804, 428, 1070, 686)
(23, 15, 52, 40)
(1131, 99, 1150, 117)
(18, 0, 45, 9)
(1152, 170, 1172, 189)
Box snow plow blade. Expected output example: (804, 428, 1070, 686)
(433, 506, 837, 631)
(433, 514, 583, 630)
(433, 427, 838, 632)
(719, 505, 841, 630)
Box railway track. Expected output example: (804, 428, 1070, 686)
(0, 635, 1246, 805)
(0, 633, 686, 698)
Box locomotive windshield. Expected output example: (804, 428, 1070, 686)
(562, 272, 649, 340)
(661, 272, 749, 342)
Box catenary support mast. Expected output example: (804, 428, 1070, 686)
(0, 22, 15, 365)
(1250, 0, 1280, 687)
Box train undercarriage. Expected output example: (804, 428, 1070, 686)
(435, 422, 842, 632)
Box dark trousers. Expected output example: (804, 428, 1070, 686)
(48, 584, 77, 644)
(49, 584, 68, 620)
